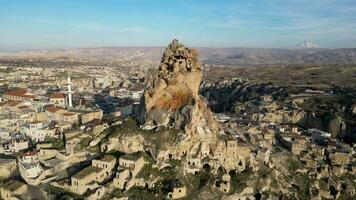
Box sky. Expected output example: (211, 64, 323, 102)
(0, 0, 356, 51)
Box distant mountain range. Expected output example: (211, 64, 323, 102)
(1, 46, 356, 67)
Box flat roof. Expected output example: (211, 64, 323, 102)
(72, 166, 103, 180)
(100, 155, 116, 163)
(119, 154, 141, 162)
(0, 158, 16, 164)
(3, 180, 26, 191)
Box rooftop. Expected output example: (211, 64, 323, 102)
(45, 106, 61, 113)
(100, 155, 116, 163)
(2, 180, 26, 191)
(50, 93, 66, 99)
(119, 153, 141, 162)
(5, 89, 27, 97)
(5, 89, 34, 99)
(72, 166, 103, 180)
(62, 112, 76, 116)
(0, 158, 16, 164)
(23, 151, 38, 157)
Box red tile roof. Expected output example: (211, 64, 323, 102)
(5, 89, 27, 96)
(7, 100, 22, 107)
(50, 93, 66, 99)
(45, 106, 61, 113)
(17, 105, 29, 110)
(5, 89, 34, 99)
(23, 151, 37, 157)
(63, 112, 75, 116)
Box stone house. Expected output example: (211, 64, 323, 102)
(38, 148, 59, 161)
(260, 128, 276, 148)
(87, 186, 113, 200)
(119, 154, 145, 174)
(199, 142, 212, 157)
(214, 174, 232, 194)
(3, 89, 34, 102)
(92, 155, 117, 169)
(0, 128, 12, 140)
(71, 155, 116, 195)
(168, 186, 187, 199)
(163, 179, 187, 200)
(0, 158, 17, 180)
(49, 92, 67, 108)
(45, 106, 79, 124)
(184, 158, 202, 174)
(45, 106, 65, 121)
(62, 112, 79, 124)
(0, 180, 28, 200)
(18, 151, 44, 180)
(213, 140, 251, 171)
(4, 138, 29, 153)
(114, 154, 146, 190)
(81, 110, 103, 124)
(277, 133, 307, 155)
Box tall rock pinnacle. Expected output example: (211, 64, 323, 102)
(140, 39, 219, 146)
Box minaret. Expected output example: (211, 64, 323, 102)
(67, 76, 73, 108)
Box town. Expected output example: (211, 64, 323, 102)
(0, 40, 355, 200)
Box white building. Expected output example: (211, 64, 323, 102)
(20, 121, 56, 142)
(0, 128, 11, 140)
(4, 138, 29, 153)
(18, 151, 43, 180)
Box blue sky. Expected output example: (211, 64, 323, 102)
(0, 0, 355, 51)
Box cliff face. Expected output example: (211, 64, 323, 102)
(140, 40, 219, 144)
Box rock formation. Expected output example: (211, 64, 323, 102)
(140, 39, 220, 152)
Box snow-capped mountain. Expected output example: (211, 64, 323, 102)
(296, 41, 320, 49)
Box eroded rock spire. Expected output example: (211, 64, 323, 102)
(140, 40, 220, 154)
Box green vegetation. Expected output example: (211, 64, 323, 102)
(217, 133, 234, 141)
(74, 137, 91, 151)
(110, 188, 157, 200)
(108, 118, 140, 138)
(183, 171, 213, 195)
(0, 67, 14, 73)
(294, 174, 312, 199)
(287, 158, 301, 173)
(166, 159, 181, 167)
(137, 162, 160, 180)
(52, 139, 65, 150)
(47, 185, 84, 200)
(137, 153, 180, 181)
(44, 136, 65, 150)
(258, 165, 272, 179)
(230, 171, 251, 193)
(338, 193, 355, 200)
(107, 118, 180, 151)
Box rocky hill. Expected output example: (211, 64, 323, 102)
(139, 39, 220, 156)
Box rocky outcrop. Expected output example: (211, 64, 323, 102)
(200, 78, 286, 113)
(140, 40, 220, 153)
